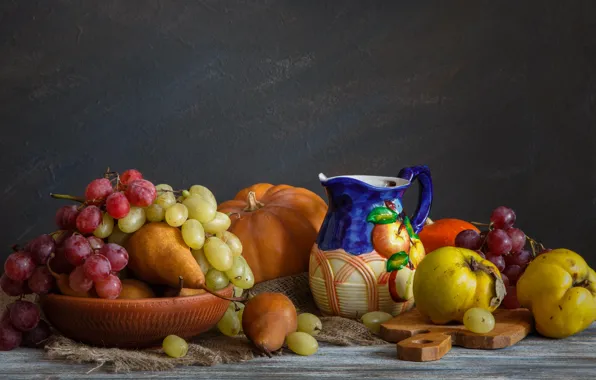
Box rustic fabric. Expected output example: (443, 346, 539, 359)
(1, 273, 388, 373)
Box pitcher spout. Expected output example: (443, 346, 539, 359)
(318, 173, 328, 184)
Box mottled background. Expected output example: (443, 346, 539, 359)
(0, 1, 595, 265)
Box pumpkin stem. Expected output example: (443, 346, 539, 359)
(424, 218, 433, 226)
(244, 191, 264, 212)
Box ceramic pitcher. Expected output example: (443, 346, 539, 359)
(309, 166, 433, 318)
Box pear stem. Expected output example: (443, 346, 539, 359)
(244, 191, 264, 212)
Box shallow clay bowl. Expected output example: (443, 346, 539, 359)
(39, 284, 233, 348)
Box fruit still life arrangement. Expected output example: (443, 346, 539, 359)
(1, 166, 594, 368)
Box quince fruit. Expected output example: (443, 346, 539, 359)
(413, 246, 505, 324)
(517, 249, 596, 338)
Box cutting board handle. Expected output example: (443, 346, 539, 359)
(397, 332, 452, 362)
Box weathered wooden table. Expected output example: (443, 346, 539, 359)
(2, 323, 594, 379)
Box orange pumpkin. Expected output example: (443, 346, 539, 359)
(217, 184, 328, 284)
(418, 218, 480, 254)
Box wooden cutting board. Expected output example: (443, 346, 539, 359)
(380, 308, 533, 362)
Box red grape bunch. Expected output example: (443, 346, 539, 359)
(454, 206, 550, 309)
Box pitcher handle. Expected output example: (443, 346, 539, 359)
(397, 165, 433, 234)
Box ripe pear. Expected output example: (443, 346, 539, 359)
(118, 279, 156, 299)
(125, 222, 205, 289)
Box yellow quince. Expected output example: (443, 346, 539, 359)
(517, 249, 596, 338)
(413, 247, 505, 324)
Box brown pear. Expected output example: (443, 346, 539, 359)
(125, 222, 205, 288)
(118, 279, 156, 299)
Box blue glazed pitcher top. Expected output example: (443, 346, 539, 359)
(316, 166, 433, 256)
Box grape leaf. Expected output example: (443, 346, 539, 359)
(403, 216, 420, 240)
(367, 207, 397, 225)
(386, 251, 409, 272)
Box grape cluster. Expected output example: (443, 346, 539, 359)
(0, 300, 52, 351)
(454, 206, 550, 309)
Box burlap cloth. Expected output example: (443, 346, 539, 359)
(1, 273, 388, 372)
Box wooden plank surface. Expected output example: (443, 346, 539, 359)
(1, 323, 594, 379)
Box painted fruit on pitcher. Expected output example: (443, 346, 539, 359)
(368, 206, 426, 304)
(309, 167, 433, 319)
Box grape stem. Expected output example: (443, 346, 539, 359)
(50, 193, 86, 203)
(177, 276, 248, 303)
(470, 221, 491, 226)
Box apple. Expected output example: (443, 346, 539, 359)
(372, 222, 410, 258)
(389, 266, 415, 302)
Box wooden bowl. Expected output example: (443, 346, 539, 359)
(39, 285, 233, 348)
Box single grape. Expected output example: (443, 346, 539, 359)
(63, 234, 93, 266)
(297, 313, 322, 336)
(475, 250, 486, 259)
(95, 274, 122, 299)
(119, 169, 143, 187)
(69, 266, 94, 293)
(25, 234, 56, 265)
(506, 228, 526, 253)
(21, 319, 51, 348)
(165, 203, 188, 227)
(360, 311, 393, 334)
(188, 185, 217, 206)
(155, 184, 177, 210)
(76, 205, 103, 234)
(87, 236, 105, 250)
(501, 273, 510, 287)
(463, 307, 495, 333)
(455, 229, 482, 250)
(107, 225, 131, 246)
(215, 231, 243, 257)
(486, 229, 512, 255)
(237, 308, 244, 331)
(181, 219, 206, 249)
(85, 178, 113, 204)
(286, 331, 319, 356)
(49, 245, 74, 274)
(162, 335, 188, 358)
(55, 205, 80, 230)
(503, 265, 523, 285)
(98, 243, 129, 272)
(230, 257, 254, 289)
(203, 237, 233, 272)
(504, 249, 532, 268)
(486, 254, 506, 272)
(225, 256, 245, 281)
(202, 212, 231, 235)
(191, 248, 211, 274)
(93, 212, 114, 239)
(146, 204, 165, 222)
(490, 206, 516, 230)
(118, 206, 146, 233)
(105, 192, 131, 219)
(27, 267, 55, 295)
(502, 286, 520, 309)
(4, 252, 36, 281)
(125, 179, 157, 207)
(0, 274, 28, 296)
(9, 300, 40, 331)
(0, 322, 22, 351)
(182, 195, 216, 223)
(205, 268, 230, 291)
(83, 254, 112, 282)
(217, 308, 241, 337)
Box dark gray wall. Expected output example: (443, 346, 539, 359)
(1, 1, 595, 265)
